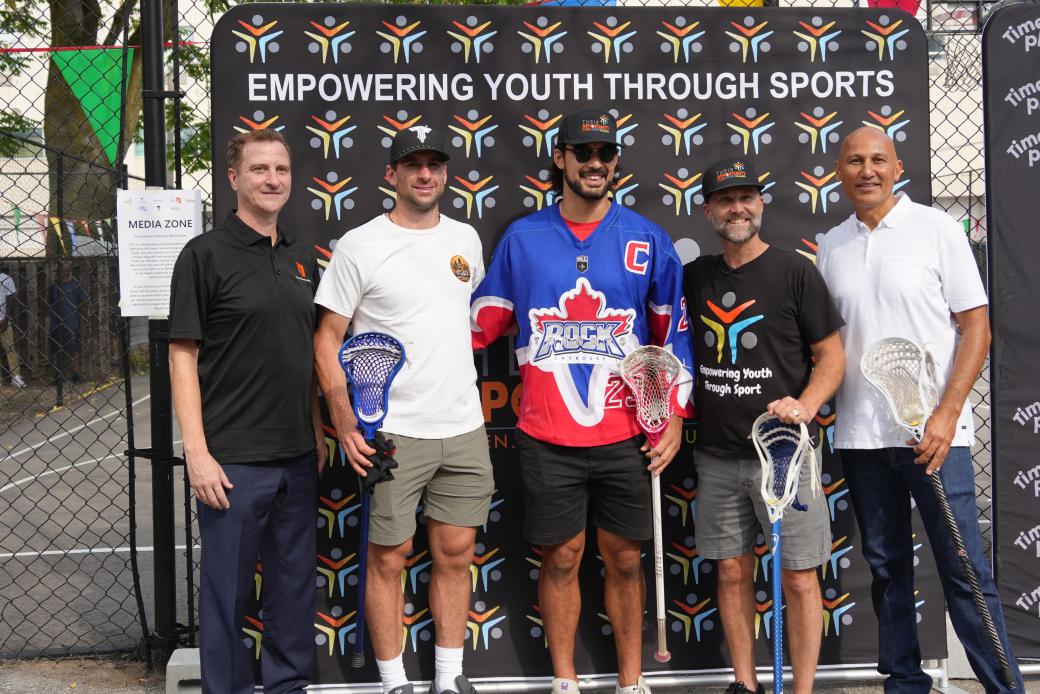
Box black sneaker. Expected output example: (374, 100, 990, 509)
(430, 675, 477, 694)
(723, 683, 764, 694)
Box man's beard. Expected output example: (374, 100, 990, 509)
(710, 210, 763, 244)
(564, 166, 611, 201)
(397, 184, 442, 214)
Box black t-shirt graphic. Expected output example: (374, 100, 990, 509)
(683, 246, 844, 457)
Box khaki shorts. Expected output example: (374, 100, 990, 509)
(369, 426, 493, 547)
(694, 450, 831, 570)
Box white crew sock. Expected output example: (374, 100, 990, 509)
(552, 678, 580, 694)
(376, 654, 410, 694)
(433, 645, 465, 693)
(615, 675, 648, 694)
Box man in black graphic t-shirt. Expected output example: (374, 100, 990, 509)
(682, 158, 845, 694)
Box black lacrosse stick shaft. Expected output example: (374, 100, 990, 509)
(929, 472, 1016, 688)
(351, 431, 399, 668)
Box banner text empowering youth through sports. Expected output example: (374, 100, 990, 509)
(246, 69, 895, 103)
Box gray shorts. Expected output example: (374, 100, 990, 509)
(369, 426, 494, 547)
(694, 450, 831, 570)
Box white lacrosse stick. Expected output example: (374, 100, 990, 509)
(751, 412, 818, 694)
(860, 337, 1016, 688)
(619, 345, 684, 663)
(860, 337, 939, 442)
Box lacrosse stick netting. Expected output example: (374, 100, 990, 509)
(619, 345, 684, 448)
(860, 337, 939, 443)
(338, 332, 406, 439)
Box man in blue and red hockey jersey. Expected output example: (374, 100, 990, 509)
(471, 109, 693, 694)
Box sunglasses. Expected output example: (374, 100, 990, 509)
(564, 144, 619, 164)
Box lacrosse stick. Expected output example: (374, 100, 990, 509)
(338, 332, 406, 669)
(861, 337, 1016, 689)
(619, 345, 685, 663)
(752, 412, 819, 694)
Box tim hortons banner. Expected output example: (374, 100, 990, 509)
(211, 4, 942, 684)
(984, 2, 1040, 660)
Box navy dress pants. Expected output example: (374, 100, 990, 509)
(197, 450, 318, 694)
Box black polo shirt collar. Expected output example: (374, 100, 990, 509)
(224, 210, 295, 248)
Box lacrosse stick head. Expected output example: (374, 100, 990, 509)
(752, 413, 812, 524)
(338, 332, 406, 440)
(860, 337, 939, 443)
(619, 345, 683, 449)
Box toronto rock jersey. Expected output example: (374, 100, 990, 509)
(471, 203, 694, 447)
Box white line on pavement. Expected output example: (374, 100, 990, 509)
(0, 544, 200, 560)
(0, 437, 183, 495)
(0, 454, 120, 494)
(0, 393, 151, 464)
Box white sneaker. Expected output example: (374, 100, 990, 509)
(551, 678, 580, 694)
(614, 676, 650, 694)
(10, 374, 25, 388)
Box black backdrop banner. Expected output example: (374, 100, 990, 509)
(211, 4, 944, 684)
(984, 2, 1040, 661)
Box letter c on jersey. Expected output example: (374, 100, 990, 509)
(625, 241, 651, 275)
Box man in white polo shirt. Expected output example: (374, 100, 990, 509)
(314, 126, 490, 694)
(817, 127, 1023, 693)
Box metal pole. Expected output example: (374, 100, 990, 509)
(141, 0, 177, 663)
(55, 154, 64, 406)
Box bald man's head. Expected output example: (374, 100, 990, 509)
(839, 126, 898, 160)
(835, 126, 904, 218)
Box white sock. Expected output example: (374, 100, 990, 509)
(434, 645, 464, 693)
(376, 654, 409, 694)
(552, 678, 580, 693)
(615, 676, 646, 694)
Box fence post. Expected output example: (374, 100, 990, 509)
(141, 0, 177, 664)
(55, 154, 64, 405)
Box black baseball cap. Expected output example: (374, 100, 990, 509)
(389, 125, 450, 165)
(556, 108, 620, 147)
(701, 158, 764, 199)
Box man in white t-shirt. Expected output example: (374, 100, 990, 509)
(314, 126, 490, 694)
(817, 127, 1023, 693)
(0, 270, 25, 388)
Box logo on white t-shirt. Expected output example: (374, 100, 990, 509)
(450, 255, 471, 283)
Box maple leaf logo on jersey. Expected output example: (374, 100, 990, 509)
(528, 278, 636, 364)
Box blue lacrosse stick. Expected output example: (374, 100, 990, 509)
(337, 332, 406, 669)
(752, 413, 815, 694)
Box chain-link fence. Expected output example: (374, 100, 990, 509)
(0, 0, 147, 658)
(0, 0, 1006, 662)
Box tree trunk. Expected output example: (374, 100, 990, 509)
(43, 0, 168, 255)
(45, 0, 116, 256)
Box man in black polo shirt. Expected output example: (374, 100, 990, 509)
(170, 129, 325, 694)
(683, 159, 845, 694)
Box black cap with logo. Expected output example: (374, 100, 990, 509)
(556, 108, 620, 147)
(701, 158, 764, 199)
(389, 125, 451, 165)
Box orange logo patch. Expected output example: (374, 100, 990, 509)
(450, 255, 471, 282)
(295, 261, 307, 279)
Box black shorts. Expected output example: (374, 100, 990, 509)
(514, 428, 652, 545)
